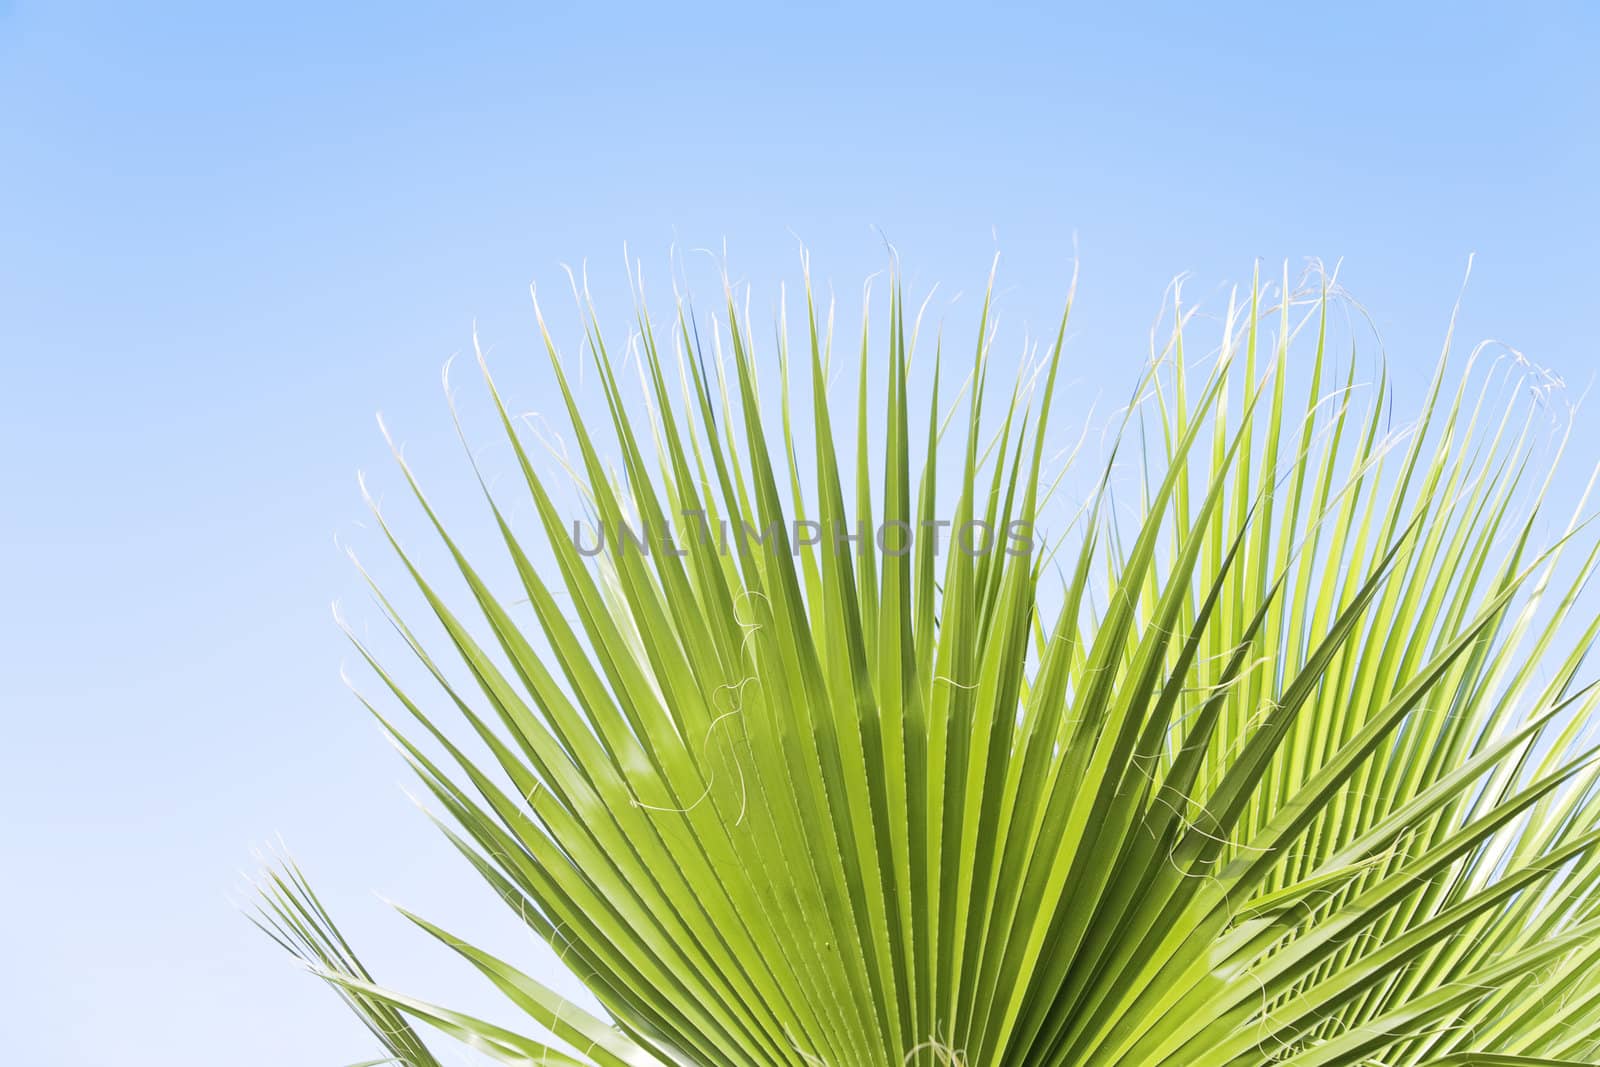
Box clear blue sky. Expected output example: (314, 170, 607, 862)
(3, 3, 1597, 1064)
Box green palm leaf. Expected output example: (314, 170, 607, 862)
(259, 257, 1600, 1067)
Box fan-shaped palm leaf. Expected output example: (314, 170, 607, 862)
(260, 257, 1600, 1067)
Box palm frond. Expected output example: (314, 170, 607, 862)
(262, 257, 1600, 1067)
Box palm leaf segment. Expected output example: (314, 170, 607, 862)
(262, 258, 1600, 1067)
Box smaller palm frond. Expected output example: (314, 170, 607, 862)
(249, 853, 446, 1067)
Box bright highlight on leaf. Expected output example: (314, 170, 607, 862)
(257, 256, 1600, 1067)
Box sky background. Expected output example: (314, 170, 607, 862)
(3, 3, 1598, 1064)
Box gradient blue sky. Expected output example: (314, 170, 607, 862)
(4, 3, 1598, 1064)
